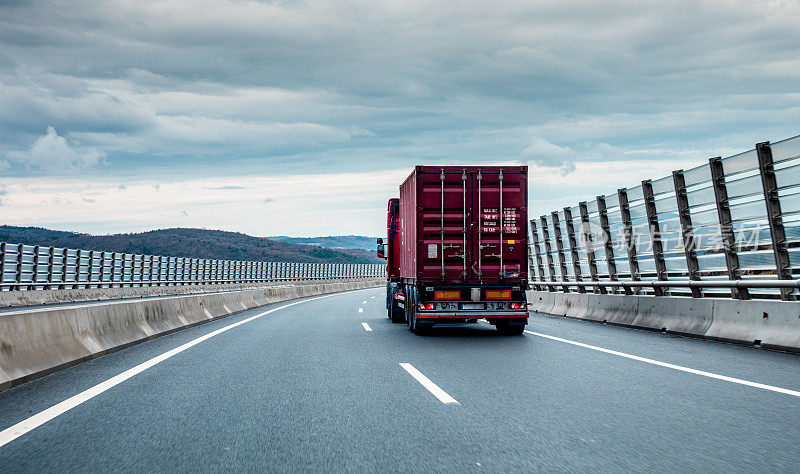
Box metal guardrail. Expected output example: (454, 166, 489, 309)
(529, 134, 800, 300)
(0, 242, 385, 291)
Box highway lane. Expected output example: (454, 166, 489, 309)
(1, 287, 799, 472)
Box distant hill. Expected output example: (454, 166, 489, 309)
(0, 226, 384, 264)
(268, 235, 380, 251)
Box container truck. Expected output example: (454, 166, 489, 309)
(377, 166, 529, 335)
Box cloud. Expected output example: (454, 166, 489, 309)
(0, 169, 409, 236)
(520, 137, 578, 176)
(209, 185, 246, 190)
(6, 126, 105, 172)
(0, 1, 798, 233)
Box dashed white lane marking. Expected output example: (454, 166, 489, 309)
(523, 329, 800, 398)
(399, 363, 460, 405)
(0, 291, 353, 449)
(361, 322, 373, 332)
(358, 308, 363, 313)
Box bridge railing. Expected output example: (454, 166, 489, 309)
(530, 134, 800, 300)
(0, 242, 385, 291)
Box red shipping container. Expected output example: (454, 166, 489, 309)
(398, 166, 528, 286)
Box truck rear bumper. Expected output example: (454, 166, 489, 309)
(416, 312, 527, 319)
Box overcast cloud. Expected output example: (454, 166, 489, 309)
(1, 0, 799, 236)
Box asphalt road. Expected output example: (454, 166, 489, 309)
(1, 287, 799, 472)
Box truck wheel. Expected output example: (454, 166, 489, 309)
(390, 299, 405, 324)
(387, 285, 405, 323)
(496, 322, 525, 335)
(407, 287, 417, 333)
(405, 287, 413, 330)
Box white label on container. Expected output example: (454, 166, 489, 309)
(428, 244, 438, 258)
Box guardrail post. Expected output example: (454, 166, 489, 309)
(32, 245, 40, 290)
(709, 157, 748, 299)
(102, 251, 109, 287)
(88, 250, 96, 288)
(76, 249, 83, 289)
(617, 188, 639, 295)
(757, 141, 795, 301)
(125, 254, 132, 287)
(596, 196, 618, 293)
(551, 212, 570, 293)
(540, 216, 558, 291)
(529, 220, 548, 291)
(642, 180, 668, 296)
(673, 170, 702, 297)
(147, 254, 153, 287)
(16, 243, 24, 291)
(579, 202, 603, 294)
(60, 248, 68, 289)
(0, 242, 5, 290)
(166, 256, 172, 286)
(563, 207, 584, 293)
(159, 255, 165, 286)
(47, 246, 55, 290)
(112, 252, 118, 288)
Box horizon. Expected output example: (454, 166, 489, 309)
(0, 224, 380, 240)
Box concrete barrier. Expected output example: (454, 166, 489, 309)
(0, 279, 366, 308)
(581, 293, 639, 325)
(0, 279, 382, 391)
(564, 293, 590, 319)
(527, 291, 556, 314)
(706, 299, 800, 352)
(531, 290, 800, 352)
(530, 291, 589, 320)
(631, 296, 714, 337)
(549, 293, 570, 316)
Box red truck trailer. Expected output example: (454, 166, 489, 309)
(377, 166, 529, 335)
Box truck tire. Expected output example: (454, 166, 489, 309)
(407, 287, 429, 335)
(406, 286, 416, 333)
(496, 322, 525, 335)
(390, 303, 405, 323)
(387, 284, 406, 323)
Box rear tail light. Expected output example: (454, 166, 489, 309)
(510, 302, 524, 309)
(419, 303, 435, 310)
(434, 290, 460, 300)
(485, 290, 511, 299)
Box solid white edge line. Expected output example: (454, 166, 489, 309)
(0, 290, 360, 449)
(399, 363, 460, 405)
(361, 322, 373, 332)
(522, 329, 800, 398)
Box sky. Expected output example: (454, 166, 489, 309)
(1, 0, 799, 237)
